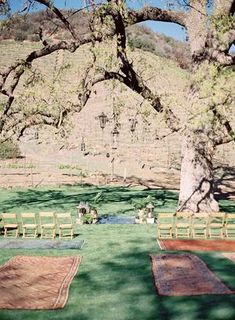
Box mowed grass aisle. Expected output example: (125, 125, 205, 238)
(0, 224, 235, 320)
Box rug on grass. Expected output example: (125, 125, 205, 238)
(150, 253, 234, 296)
(0, 255, 81, 309)
(0, 238, 85, 249)
(158, 239, 235, 252)
(222, 253, 235, 262)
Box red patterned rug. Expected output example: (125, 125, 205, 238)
(0, 255, 81, 309)
(150, 253, 234, 296)
(223, 253, 235, 262)
(158, 239, 235, 252)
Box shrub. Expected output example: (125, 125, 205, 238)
(27, 34, 40, 42)
(0, 141, 21, 159)
(15, 30, 27, 41)
(128, 36, 156, 54)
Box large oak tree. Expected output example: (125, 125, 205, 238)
(0, 0, 234, 212)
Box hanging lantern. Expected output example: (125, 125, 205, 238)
(98, 112, 108, 130)
(111, 125, 119, 149)
(81, 137, 86, 152)
(129, 118, 138, 133)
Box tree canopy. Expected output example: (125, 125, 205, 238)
(0, 0, 234, 141)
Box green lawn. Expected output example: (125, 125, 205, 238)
(0, 186, 235, 320)
(0, 224, 234, 320)
(0, 185, 234, 218)
(0, 185, 180, 220)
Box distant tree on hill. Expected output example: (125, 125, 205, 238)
(0, 0, 234, 213)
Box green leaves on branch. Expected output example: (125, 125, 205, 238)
(211, 13, 235, 35)
(187, 61, 234, 138)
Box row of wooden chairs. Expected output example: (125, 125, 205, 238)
(157, 211, 235, 239)
(0, 212, 74, 239)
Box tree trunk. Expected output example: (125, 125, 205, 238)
(178, 134, 219, 213)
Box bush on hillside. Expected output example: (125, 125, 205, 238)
(15, 30, 27, 42)
(27, 34, 40, 42)
(0, 141, 21, 159)
(128, 36, 156, 54)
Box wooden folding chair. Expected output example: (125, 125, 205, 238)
(1, 213, 19, 238)
(208, 212, 225, 238)
(175, 212, 192, 238)
(224, 213, 235, 238)
(39, 212, 56, 239)
(192, 212, 209, 238)
(156, 213, 174, 239)
(21, 213, 38, 238)
(56, 213, 74, 240)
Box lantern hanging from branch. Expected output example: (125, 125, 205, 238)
(111, 125, 119, 149)
(129, 118, 138, 134)
(98, 112, 108, 130)
(81, 137, 86, 152)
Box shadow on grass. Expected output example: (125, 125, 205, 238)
(214, 165, 235, 201)
(218, 200, 235, 213)
(0, 228, 234, 320)
(75, 242, 235, 320)
(0, 185, 234, 217)
(155, 252, 235, 320)
(0, 186, 178, 214)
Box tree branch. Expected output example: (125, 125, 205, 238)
(0, 33, 106, 130)
(209, 50, 235, 66)
(214, 0, 235, 15)
(212, 108, 235, 145)
(108, 3, 163, 113)
(35, 0, 77, 39)
(222, 29, 235, 50)
(127, 6, 187, 28)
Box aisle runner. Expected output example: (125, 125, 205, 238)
(0, 238, 85, 249)
(150, 253, 234, 296)
(0, 255, 81, 309)
(158, 239, 235, 252)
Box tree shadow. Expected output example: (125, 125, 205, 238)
(0, 182, 233, 216)
(75, 242, 235, 320)
(214, 165, 235, 201)
(0, 228, 234, 320)
(0, 186, 178, 215)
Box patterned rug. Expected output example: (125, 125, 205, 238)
(223, 253, 235, 262)
(150, 253, 234, 296)
(158, 239, 235, 252)
(0, 255, 81, 309)
(0, 238, 85, 249)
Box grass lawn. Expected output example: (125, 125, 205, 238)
(0, 184, 234, 217)
(0, 224, 234, 320)
(0, 185, 180, 220)
(0, 185, 235, 320)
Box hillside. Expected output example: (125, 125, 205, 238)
(0, 9, 191, 69)
(0, 39, 234, 192)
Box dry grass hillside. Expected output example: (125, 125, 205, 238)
(0, 9, 191, 68)
(0, 40, 234, 194)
